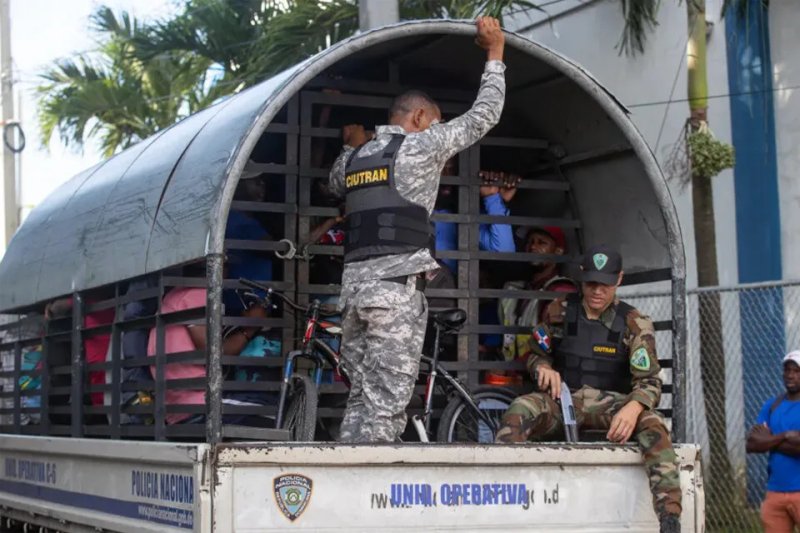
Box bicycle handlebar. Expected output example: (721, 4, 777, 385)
(238, 278, 339, 316)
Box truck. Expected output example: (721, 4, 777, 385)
(0, 20, 700, 531)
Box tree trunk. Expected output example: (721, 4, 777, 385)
(687, 0, 740, 526)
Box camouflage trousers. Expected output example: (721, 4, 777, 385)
(496, 386, 682, 518)
(337, 277, 428, 443)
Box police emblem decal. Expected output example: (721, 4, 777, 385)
(592, 253, 608, 270)
(274, 474, 313, 522)
(630, 347, 651, 371)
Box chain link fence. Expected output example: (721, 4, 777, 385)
(627, 279, 799, 532)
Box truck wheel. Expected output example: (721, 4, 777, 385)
(282, 374, 318, 441)
(437, 386, 516, 443)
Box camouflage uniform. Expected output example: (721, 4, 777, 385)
(498, 276, 576, 362)
(329, 60, 506, 442)
(496, 298, 682, 519)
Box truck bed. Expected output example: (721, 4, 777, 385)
(0, 435, 703, 532)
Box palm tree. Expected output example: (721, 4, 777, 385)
(37, 7, 222, 157)
(128, 0, 540, 92)
(38, 0, 538, 156)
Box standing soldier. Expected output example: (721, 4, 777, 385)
(495, 244, 682, 533)
(328, 17, 506, 443)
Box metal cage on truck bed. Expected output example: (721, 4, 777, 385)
(0, 20, 686, 445)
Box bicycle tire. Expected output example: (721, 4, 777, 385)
(437, 386, 517, 443)
(282, 374, 318, 441)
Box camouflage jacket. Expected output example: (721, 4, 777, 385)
(526, 297, 663, 410)
(328, 60, 506, 300)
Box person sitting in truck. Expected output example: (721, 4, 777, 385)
(147, 282, 274, 426)
(495, 244, 682, 533)
(433, 163, 518, 273)
(224, 169, 274, 316)
(45, 296, 114, 414)
(497, 226, 577, 363)
(745, 350, 800, 533)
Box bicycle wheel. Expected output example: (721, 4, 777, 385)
(437, 386, 516, 443)
(282, 374, 318, 441)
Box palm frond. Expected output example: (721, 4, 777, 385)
(400, 0, 544, 23)
(38, 0, 557, 153)
(616, 0, 661, 56)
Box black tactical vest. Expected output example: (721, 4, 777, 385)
(343, 134, 434, 263)
(553, 293, 634, 394)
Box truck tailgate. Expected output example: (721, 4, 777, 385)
(213, 443, 703, 532)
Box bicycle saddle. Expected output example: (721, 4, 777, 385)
(429, 308, 467, 329)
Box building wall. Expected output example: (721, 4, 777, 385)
(508, 0, 739, 289)
(771, 0, 800, 281)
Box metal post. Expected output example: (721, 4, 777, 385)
(11, 339, 19, 432)
(672, 277, 687, 443)
(110, 283, 121, 439)
(206, 253, 224, 444)
(154, 275, 166, 440)
(359, 0, 398, 31)
(70, 292, 84, 438)
(0, 0, 17, 246)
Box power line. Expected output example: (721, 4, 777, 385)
(627, 83, 800, 109)
(654, 9, 693, 153)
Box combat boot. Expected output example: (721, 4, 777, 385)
(659, 514, 680, 533)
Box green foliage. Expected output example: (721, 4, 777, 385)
(616, 0, 660, 56)
(618, 0, 768, 56)
(400, 0, 543, 20)
(36, 6, 220, 157)
(687, 127, 735, 179)
(38, 0, 538, 154)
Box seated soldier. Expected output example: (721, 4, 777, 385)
(495, 244, 682, 533)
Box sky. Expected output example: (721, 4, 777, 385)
(10, 0, 177, 220)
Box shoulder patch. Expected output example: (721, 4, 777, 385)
(533, 327, 551, 352)
(631, 347, 651, 371)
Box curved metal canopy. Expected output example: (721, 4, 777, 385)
(0, 20, 683, 312)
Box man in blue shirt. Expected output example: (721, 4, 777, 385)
(433, 168, 517, 272)
(746, 350, 800, 532)
(224, 174, 274, 315)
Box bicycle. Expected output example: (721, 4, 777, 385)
(239, 278, 517, 443)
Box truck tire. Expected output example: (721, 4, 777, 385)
(282, 374, 318, 441)
(437, 386, 516, 443)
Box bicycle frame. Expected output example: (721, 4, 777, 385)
(275, 300, 344, 429)
(416, 322, 500, 441)
(239, 278, 497, 440)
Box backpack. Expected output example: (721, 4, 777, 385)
(120, 276, 159, 425)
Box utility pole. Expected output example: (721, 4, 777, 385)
(359, 0, 399, 31)
(0, 0, 17, 249)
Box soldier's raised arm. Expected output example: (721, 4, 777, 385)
(624, 309, 663, 410)
(419, 17, 506, 163)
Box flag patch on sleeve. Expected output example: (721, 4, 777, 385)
(533, 327, 551, 352)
